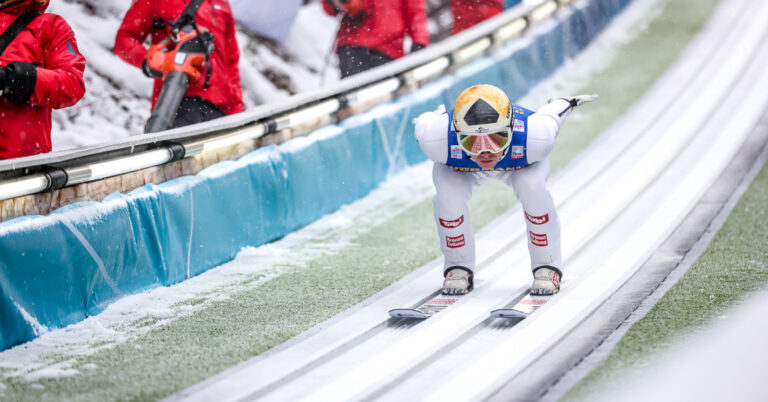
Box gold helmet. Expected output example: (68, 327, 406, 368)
(452, 85, 512, 155)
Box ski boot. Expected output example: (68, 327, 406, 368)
(530, 265, 562, 296)
(442, 266, 474, 295)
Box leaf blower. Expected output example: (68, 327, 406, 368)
(143, 0, 215, 133)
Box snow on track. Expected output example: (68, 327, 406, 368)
(168, 0, 768, 401)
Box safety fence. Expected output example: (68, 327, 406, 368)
(0, 0, 631, 351)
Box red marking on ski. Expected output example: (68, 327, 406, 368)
(520, 299, 548, 305)
(426, 298, 457, 305)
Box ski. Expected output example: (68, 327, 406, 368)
(389, 294, 463, 319)
(490, 293, 551, 319)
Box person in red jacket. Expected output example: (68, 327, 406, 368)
(114, 0, 244, 129)
(0, 0, 85, 160)
(323, 0, 429, 78)
(451, 0, 504, 33)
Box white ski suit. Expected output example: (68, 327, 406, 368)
(413, 99, 574, 274)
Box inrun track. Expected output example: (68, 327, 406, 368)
(169, 0, 768, 400)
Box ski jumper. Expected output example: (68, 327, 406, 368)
(414, 101, 570, 273)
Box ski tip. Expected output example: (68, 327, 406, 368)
(490, 309, 528, 319)
(389, 309, 429, 319)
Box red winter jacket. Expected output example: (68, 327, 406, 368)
(323, 0, 429, 60)
(114, 0, 244, 116)
(0, 1, 85, 160)
(451, 0, 504, 33)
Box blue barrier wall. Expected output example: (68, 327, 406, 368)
(0, 0, 632, 351)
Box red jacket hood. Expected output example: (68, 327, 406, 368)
(1, 0, 49, 14)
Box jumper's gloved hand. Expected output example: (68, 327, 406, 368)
(142, 59, 163, 79)
(0, 62, 37, 103)
(540, 94, 598, 125)
(412, 103, 446, 125)
(548, 94, 599, 109)
(565, 94, 598, 107)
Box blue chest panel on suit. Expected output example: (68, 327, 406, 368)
(444, 105, 534, 172)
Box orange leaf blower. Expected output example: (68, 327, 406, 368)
(143, 0, 215, 133)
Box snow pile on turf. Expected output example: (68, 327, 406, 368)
(0, 163, 434, 382)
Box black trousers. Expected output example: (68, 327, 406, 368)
(172, 96, 225, 129)
(337, 45, 394, 78)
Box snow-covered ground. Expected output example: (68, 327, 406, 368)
(595, 291, 768, 402)
(47, 0, 339, 150)
(0, 162, 436, 382)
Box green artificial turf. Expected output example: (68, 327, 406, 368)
(0, 0, 721, 400)
(548, 0, 721, 173)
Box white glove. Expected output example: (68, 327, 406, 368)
(412, 104, 447, 125)
(569, 94, 598, 106)
(549, 94, 598, 108)
(542, 94, 598, 120)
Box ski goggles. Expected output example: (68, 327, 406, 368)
(457, 130, 511, 155)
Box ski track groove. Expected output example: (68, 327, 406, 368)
(420, 7, 768, 399)
(169, 0, 768, 401)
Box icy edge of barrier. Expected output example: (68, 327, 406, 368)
(0, 0, 631, 352)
